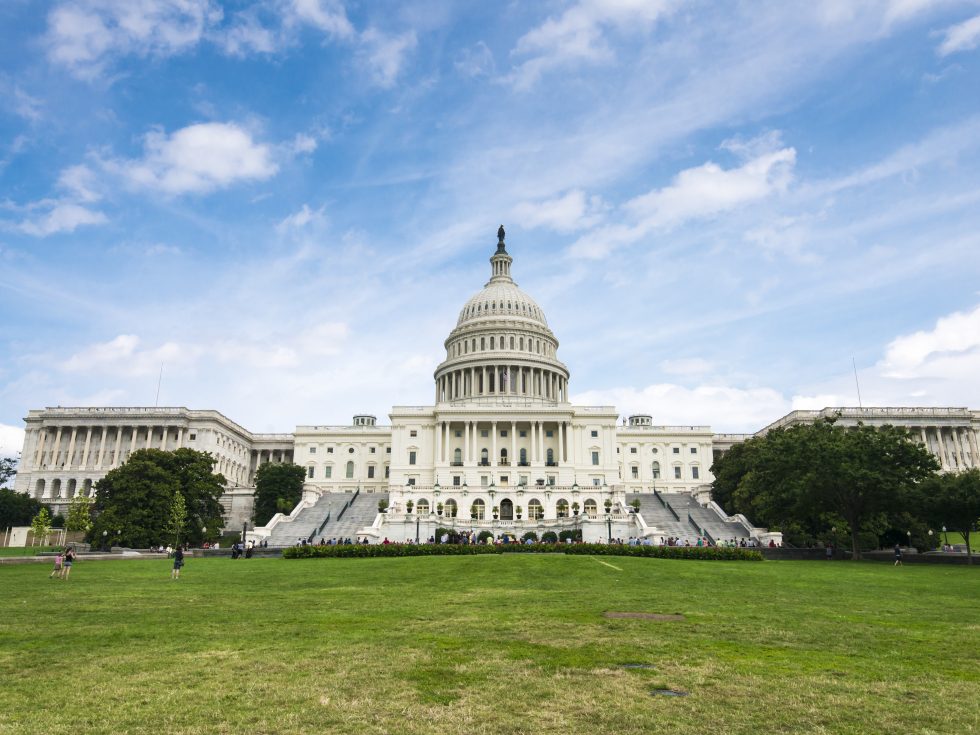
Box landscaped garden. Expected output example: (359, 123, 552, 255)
(1, 554, 977, 734)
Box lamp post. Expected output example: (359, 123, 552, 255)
(942, 525, 948, 547)
(102, 529, 108, 551)
(928, 529, 933, 550)
(415, 514, 420, 544)
(906, 530, 912, 549)
(202, 526, 206, 548)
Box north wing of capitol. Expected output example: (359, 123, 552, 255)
(13, 229, 980, 544)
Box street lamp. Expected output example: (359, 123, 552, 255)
(906, 530, 912, 549)
(102, 529, 108, 551)
(942, 525, 948, 546)
(415, 514, 420, 544)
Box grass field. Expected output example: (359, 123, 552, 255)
(1, 555, 977, 735)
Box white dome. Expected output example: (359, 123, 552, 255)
(457, 281, 548, 328)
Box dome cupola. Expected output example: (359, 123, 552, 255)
(435, 226, 570, 405)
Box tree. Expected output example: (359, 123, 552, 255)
(712, 419, 939, 558)
(165, 491, 187, 546)
(0, 456, 16, 488)
(88, 449, 225, 548)
(252, 463, 306, 527)
(919, 468, 980, 564)
(65, 494, 94, 534)
(0, 487, 43, 527)
(30, 507, 51, 546)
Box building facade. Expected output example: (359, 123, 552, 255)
(10, 229, 980, 541)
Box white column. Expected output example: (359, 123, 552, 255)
(52, 427, 64, 468)
(967, 429, 980, 467)
(511, 421, 516, 466)
(34, 429, 47, 468)
(81, 427, 93, 469)
(530, 421, 537, 463)
(558, 421, 564, 464)
(161, 426, 169, 452)
(96, 428, 108, 469)
(952, 428, 964, 468)
(492, 421, 498, 465)
(539, 420, 545, 462)
(464, 421, 470, 464)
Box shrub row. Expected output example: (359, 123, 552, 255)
(283, 543, 763, 561)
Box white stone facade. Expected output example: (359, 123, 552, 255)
(9, 229, 980, 540)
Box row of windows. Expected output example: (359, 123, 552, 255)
(463, 299, 542, 320)
(628, 446, 699, 454)
(450, 334, 554, 358)
(309, 446, 391, 454)
(307, 462, 390, 480)
(629, 462, 700, 480)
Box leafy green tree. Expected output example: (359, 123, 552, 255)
(88, 449, 225, 548)
(65, 494, 94, 534)
(919, 468, 980, 564)
(713, 419, 939, 558)
(165, 491, 187, 545)
(252, 463, 306, 526)
(0, 487, 43, 527)
(30, 507, 51, 546)
(0, 456, 16, 488)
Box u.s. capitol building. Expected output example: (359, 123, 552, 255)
(12, 229, 980, 544)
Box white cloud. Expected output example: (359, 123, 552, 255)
(46, 0, 224, 78)
(358, 28, 417, 88)
(510, 0, 673, 90)
(938, 13, 980, 56)
(286, 0, 354, 39)
(277, 203, 326, 231)
(879, 303, 980, 379)
(0, 423, 25, 461)
(512, 190, 605, 233)
(569, 134, 796, 258)
(18, 203, 108, 237)
(455, 41, 495, 78)
(57, 164, 102, 203)
(109, 122, 278, 195)
(572, 383, 790, 433)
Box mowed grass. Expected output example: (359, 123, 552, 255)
(1, 556, 977, 735)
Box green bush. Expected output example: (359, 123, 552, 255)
(521, 531, 538, 543)
(541, 531, 558, 543)
(282, 542, 764, 561)
(477, 530, 494, 543)
(558, 529, 582, 543)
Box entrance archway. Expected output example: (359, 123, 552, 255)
(500, 498, 514, 520)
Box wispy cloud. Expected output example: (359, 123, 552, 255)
(937, 13, 980, 56)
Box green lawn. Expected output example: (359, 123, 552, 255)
(1, 555, 977, 735)
(0, 546, 61, 557)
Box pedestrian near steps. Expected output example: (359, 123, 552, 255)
(171, 545, 185, 579)
(894, 544, 903, 566)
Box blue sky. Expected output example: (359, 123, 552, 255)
(2, 0, 980, 457)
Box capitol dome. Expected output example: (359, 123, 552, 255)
(434, 227, 569, 405)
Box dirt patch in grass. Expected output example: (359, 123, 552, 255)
(604, 612, 685, 621)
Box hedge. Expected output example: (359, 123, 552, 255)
(282, 543, 763, 561)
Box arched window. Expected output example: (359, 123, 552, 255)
(34, 478, 45, 499)
(520, 337, 524, 350)
(471, 498, 486, 519)
(500, 448, 508, 465)
(346, 461, 354, 478)
(481, 337, 485, 350)
(556, 499, 569, 518)
(490, 336, 495, 349)
(454, 448, 462, 465)
(519, 448, 528, 466)
(652, 461, 661, 479)
(510, 336, 515, 349)
(584, 499, 598, 518)
(444, 499, 458, 517)
(471, 339, 476, 351)
(546, 448, 554, 465)
(481, 448, 489, 466)
(528, 499, 543, 519)
(416, 499, 430, 514)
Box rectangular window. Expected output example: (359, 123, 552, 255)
(591, 451, 599, 465)
(546, 430, 553, 438)
(519, 475, 528, 486)
(673, 447, 680, 454)
(453, 476, 460, 486)
(547, 476, 555, 486)
(631, 466, 638, 478)
(386, 447, 390, 453)
(309, 447, 316, 454)
(189, 433, 196, 441)
(307, 466, 314, 478)
(327, 447, 334, 453)
(325, 466, 332, 478)
(690, 447, 697, 454)
(674, 466, 682, 479)
(630, 447, 637, 453)
(409, 451, 417, 465)
(384, 466, 389, 478)
(500, 430, 508, 437)
(481, 476, 488, 486)
(519, 431, 527, 437)
(500, 475, 508, 484)
(591, 430, 598, 437)
(455, 431, 462, 438)
(592, 478, 601, 487)
(407, 478, 416, 486)
(410, 430, 417, 437)
(370, 447, 376, 453)
(367, 466, 375, 478)
(481, 430, 489, 437)
(692, 467, 700, 479)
